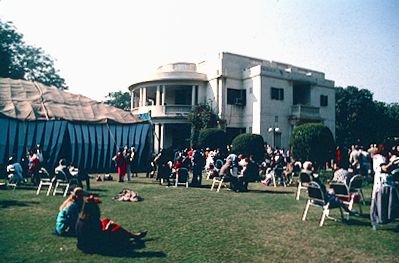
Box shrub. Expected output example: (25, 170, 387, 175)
(289, 123, 335, 168)
(232, 133, 264, 162)
(198, 128, 227, 150)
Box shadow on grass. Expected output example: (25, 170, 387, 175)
(344, 219, 371, 227)
(84, 238, 167, 259)
(249, 189, 294, 195)
(0, 200, 40, 208)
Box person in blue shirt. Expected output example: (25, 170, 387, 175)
(55, 187, 84, 236)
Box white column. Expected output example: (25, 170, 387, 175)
(139, 88, 143, 107)
(160, 124, 165, 150)
(154, 124, 160, 153)
(143, 87, 147, 106)
(156, 85, 161, 106)
(191, 85, 196, 105)
(218, 78, 223, 118)
(161, 85, 166, 106)
(134, 90, 137, 112)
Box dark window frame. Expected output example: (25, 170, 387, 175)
(227, 88, 246, 106)
(320, 95, 328, 107)
(271, 87, 284, 101)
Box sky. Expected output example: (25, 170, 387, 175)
(1, 0, 398, 103)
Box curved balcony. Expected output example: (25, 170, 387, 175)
(132, 104, 194, 118)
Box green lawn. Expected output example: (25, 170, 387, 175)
(1, 175, 398, 263)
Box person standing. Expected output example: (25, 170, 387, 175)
(113, 147, 127, 182)
(130, 146, 138, 177)
(125, 147, 132, 181)
(191, 147, 205, 186)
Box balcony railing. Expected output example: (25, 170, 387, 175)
(164, 105, 193, 115)
(132, 104, 193, 118)
(290, 105, 321, 120)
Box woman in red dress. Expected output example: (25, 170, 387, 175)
(113, 147, 127, 182)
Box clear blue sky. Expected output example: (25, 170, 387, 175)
(1, 0, 398, 103)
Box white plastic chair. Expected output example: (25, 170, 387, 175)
(302, 181, 344, 227)
(52, 168, 79, 197)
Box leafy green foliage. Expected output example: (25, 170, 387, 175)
(336, 86, 399, 146)
(0, 19, 67, 89)
(289, 123, 335, 168)
(232, 133, 264, 162)
(198, 128, 227, 150)
(104, 91, 131, 111)
(188, 102, 220, 146)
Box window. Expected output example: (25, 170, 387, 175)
(227, 88, 246, 106)
(320, 95, 328, 107)
(271, 87, 284, 100)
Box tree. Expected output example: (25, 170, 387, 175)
(188, 102, 221, 146)
(198, 128, 227, 150)
(335, 86, 399, 146)
(104, 91, 131, 111)
(0, 20, 67, 89)
(335, 86, 376, 146)
(232, 133, 265, 162)
(289, 123, 335, 168)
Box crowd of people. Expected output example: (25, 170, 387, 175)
(112, 145, 138, 182)
(4, 139, 399, 255)
(6, 145, 46, 186)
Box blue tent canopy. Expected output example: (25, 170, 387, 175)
(0, 78, 153, 172)
(0, 118, 152, 172)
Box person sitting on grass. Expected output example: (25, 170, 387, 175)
(55, 187, 84, 236)
(76, 195, 147, 254)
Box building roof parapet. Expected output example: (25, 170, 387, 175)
(157, 62, 197, 73)
(243, 64, 334, 88)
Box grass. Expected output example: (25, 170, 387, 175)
(1, 175, 398, 263)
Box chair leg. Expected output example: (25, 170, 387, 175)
(296, 183, 301, 200)
(359, 189, 366, 205)
(53, 182, 59, 196)
(211, 179, 216, 191)
(63, 184, 70, 197)
(358, 201, 363, 215)
(320, 208, 328, 227)
(36, 182, 42, 195)
(46, 183, 52, 196)
(302, 200, 311, 221)
(217, 180, 223, 192)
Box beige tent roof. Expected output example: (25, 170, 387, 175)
(0, 78, 142, 124)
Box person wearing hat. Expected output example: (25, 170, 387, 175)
(76, 195, 147, 254)
(55, 187, 85, 236)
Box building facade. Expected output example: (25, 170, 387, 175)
(129, 52, 335, 153)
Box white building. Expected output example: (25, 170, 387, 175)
(129, 52, 335, 153)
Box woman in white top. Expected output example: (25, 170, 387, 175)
(371, 146, 387, 199)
